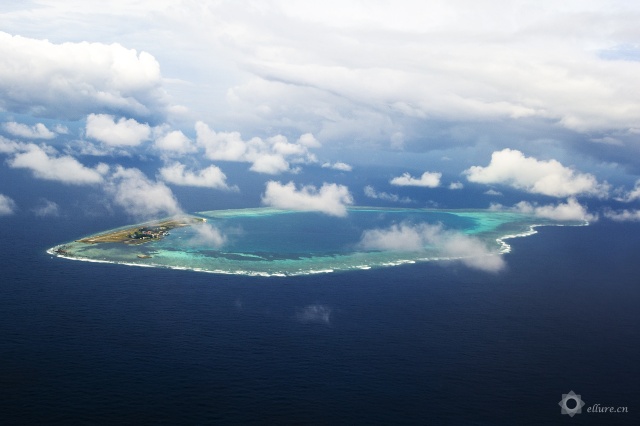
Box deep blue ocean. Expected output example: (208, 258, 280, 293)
(1, 163, 639, 425)
(1, 211, 639, 425)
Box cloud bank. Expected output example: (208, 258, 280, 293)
(261, 181, 353, 217)
(0, 32, 170, 120)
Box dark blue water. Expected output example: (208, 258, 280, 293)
(1, 211, 639, 425)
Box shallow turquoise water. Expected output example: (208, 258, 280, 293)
(49, 207, 583, 276)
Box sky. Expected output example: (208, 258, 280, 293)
(1, 0, 640, 228)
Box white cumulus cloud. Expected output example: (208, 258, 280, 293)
(0, 32, 170, 120)
(363, 185, 412, 203)
(189, 222, 227, 248)
(390, 171, 441, 188)
(297, 133, 322, 148)
(615, 179, 640, 202)
(261, 181, 353, 217)
(449, 182, 464, 190)
(158, 162, 235, 190)
(107, 166, 182, 218)
(8, 144, 106, 185)
(359, 222, 505, 272)
(3, 122, 55, 139)
(360, 223, 441, 251)
(86, 114, 151, 147)
(492, 198, 595, 222)
(0, 194, 17, 216)
(322, 161, 353, 172)
(250, 153, 290, 175)
(465, 149, 608, 198)
(32, 199, 60, 217)
(196, 122, 318, 175)
(154, 130, 196, 154)
(0, 136, 26, 153)
(603, 209, 640, 222)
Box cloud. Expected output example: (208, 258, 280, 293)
(297, 133, 322, 148)
(603, 209, 640, 222)
(449, 182, 464, 190)
(8, 144, 106, 185)
(0, 32, 170, 120)
(4, 2, 640, 173)
(189, 222, 226, 248)
(360, 223, 440, 251)
(0, 194, 17, 216)
(465, 149, 608, 198)
(195, 123, 246, 161)
(322, 161, 352, 172)
(0, 135, 26, 153)
(53, 124, 69, 135)
(525, 199, 596, 222)
(484, 189, 503, 196)
(359, 222, 505, 272)
(296, 305, 332, 324)
(3, 122, 55, 139)
(261, 181, 353, 217)
(158, 162, 235, 190)
(154, 130, 196, 154)
(363, 185, 412, 203)
(390, 171, 441, 188)
(441, 234, 506, 272)
(615, 179, 640, 202)
(209, 2, 640, 138)
(250, 153, 290, 175)
(106, 166, 182, 218)
(195, 122, 318, 174)
(85, 114, 151, 147)
(32, 199, 60, 217)
(492, 198, 596, 222)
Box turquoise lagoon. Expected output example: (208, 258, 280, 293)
(48, 207, 584, 276)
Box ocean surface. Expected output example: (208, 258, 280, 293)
(1, 210, 639, 424)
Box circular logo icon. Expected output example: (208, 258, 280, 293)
(559, 391, 585, 417)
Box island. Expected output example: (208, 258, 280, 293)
(48, 207, 585, 277)
(76, 216, 206, 245)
